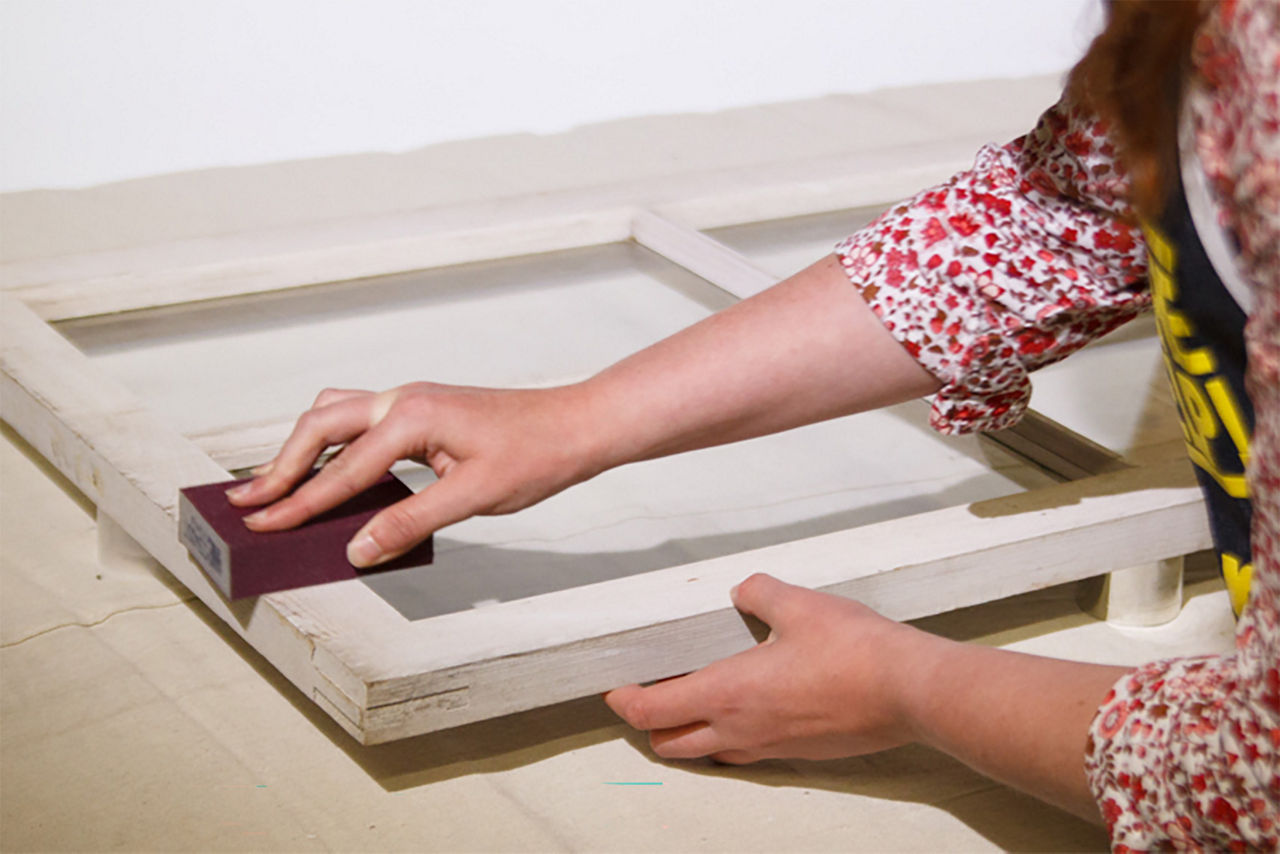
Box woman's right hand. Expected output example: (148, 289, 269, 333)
(226, 382, 601, 567)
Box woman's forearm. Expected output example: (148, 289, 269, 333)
(896, 632, 1129, 822)
(573, 254, 941, 473)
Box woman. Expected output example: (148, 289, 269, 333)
(230, 1, 1278, 846)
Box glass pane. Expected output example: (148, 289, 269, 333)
(711, 207, 884, 280)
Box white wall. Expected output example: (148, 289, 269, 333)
(0, 0, 1101, 192)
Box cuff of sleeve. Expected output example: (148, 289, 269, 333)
(1083, 655, 1248, 847)
(1084, 663, 1165, 839)
(835, 234, 1034, 436)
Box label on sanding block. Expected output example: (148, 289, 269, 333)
(178, 490, 231, 598)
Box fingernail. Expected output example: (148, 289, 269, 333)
(250, 462, 274, 477)
(729, 584, 741, 602)
(243, 510, 268, 528)
(226, 482, 253, 501)
(348, 529, 384, 567)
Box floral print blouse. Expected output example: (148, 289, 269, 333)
(834, 0, 1279, 847)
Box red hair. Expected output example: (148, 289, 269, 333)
(1067, 0, 1208, 218)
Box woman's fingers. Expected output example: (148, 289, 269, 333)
(604, 645, 776, 759)
(606, 678, 726, 760)
(730, 572, 806, 630)
(227, 385, 515, 561)
(345, 462, 498, 566)
(606, 681, 707, 733)
(242, 416, 413, 532)
(311, 387, 370, 409)
(245, 386, 375, 477)
(648, 721, 725, 760)
(224, 381, 590, 562)
(603, 579, 795, 741)
(227, 391, 380, 507)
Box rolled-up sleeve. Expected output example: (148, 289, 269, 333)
(835, 98, 1149, 435)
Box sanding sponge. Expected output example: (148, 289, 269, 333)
(178, 473, 433, 600)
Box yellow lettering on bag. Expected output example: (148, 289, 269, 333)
(1221, 552, 1254, 616)
(1173, 370, 1219, 459)
(1152, 271, 1218, 376)
(1147, 224, 1176, 273)
(1144, 223, 1251, 496)
(1206, 376, 1252, 472)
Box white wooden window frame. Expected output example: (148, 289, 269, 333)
(0, 139, 1211, 744)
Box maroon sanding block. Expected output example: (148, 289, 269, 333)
(178, 473, 433, 600)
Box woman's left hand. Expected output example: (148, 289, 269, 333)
(604, 573, 933, 764)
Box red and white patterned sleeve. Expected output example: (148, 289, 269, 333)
(1084, 1, 1280, 848)
(834, 98, 1149, 435)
